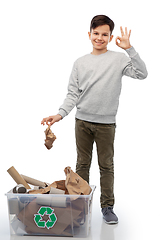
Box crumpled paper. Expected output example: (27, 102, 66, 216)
(28, 167, 91, 196)
(44, 126, 56, 149)
(28, 180, 68, 195)
(64, 166, 91, 195)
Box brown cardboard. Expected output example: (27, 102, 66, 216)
(28, 180, 68, 195)
(28, 167, 91, 196)
(28, 182, 58, 194)
(64, 166, 91, 195)
(50, 187, 65, 194)
(51, 180, 69, 194)
(7, 166, 31, 189)
(21, 174, 47, 188)
(18, 199, 82, 236)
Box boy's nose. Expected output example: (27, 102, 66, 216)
(97, 35, 103, 40)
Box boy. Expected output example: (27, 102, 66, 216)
(41, 15, 148, 224)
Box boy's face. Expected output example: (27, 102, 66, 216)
(88, 25, 113, 54)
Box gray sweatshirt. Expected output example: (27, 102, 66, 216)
(58, 47, 148, 123)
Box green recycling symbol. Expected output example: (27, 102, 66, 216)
(34, 206, 57, 229)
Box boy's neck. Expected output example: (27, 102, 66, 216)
(91, 48, 108, 55)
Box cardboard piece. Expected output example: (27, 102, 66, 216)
(28, 180, 68, 195)
(21, 174, 48, 188)
(44, 126, 56, 150)
(28, 182, 60, 194)
(35, 195, 67, 207)
(64, 166, 92, 195)
(53, 180, 69, 194)
(50, 187, 65, 194)
(7, 166, 31, 189)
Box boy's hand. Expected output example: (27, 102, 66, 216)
(41, 114, 62, 126)
(115, 27, 132, 50)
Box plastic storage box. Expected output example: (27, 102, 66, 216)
(6, 185, 96, 237)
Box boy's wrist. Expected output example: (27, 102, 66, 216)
(58, 109, 67, 119)
(124, 44, 132, 50)
(57, 114, 62, 120)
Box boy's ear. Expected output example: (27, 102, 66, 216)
(88, 32, 91, 40)
(109, 35, 114, 42)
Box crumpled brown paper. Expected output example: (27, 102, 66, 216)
(28, 167, 91, 196)
(64, 166, 91, 195)
(29, 180, 68, 195)
(44, 126, 56, 149)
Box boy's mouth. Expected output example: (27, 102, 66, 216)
(95, 41, 104, 45)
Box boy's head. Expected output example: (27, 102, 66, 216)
(88, 15, 115, 54)
(90, 15, 114, 35)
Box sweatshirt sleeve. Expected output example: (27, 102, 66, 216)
(58, 61, 80, 118)
(122, 46, 148, 79)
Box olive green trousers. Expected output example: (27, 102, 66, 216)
(75, 118, 116, 208)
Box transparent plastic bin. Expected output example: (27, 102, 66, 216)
(5, 185, 96, 237)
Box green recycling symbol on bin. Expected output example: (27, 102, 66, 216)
(34, 206, 57, 229)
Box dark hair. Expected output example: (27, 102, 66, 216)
(90, 15, 115, 34)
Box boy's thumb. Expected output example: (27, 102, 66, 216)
(115, 36, 121, 46)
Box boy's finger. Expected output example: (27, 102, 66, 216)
(115, 36, 121, 45)
(125, 27, 128, 35)
(120, 26, 124, 36)
(49, 119, 55, 126)
(41, 118, 45, 125)
(128, 29, 131, 38)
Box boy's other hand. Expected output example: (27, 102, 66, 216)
(115, 27, 132, 50)
(41, 114, 62, 126)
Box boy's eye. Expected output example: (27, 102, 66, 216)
(93, 33, 108, 36)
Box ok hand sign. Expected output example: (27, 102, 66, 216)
(115, 27, 132, 50)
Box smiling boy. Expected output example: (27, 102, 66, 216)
(41, 15, 148, 224)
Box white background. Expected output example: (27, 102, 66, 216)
(0, 0, 160, 239)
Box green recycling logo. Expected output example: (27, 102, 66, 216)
(34, 206, 57, 229)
